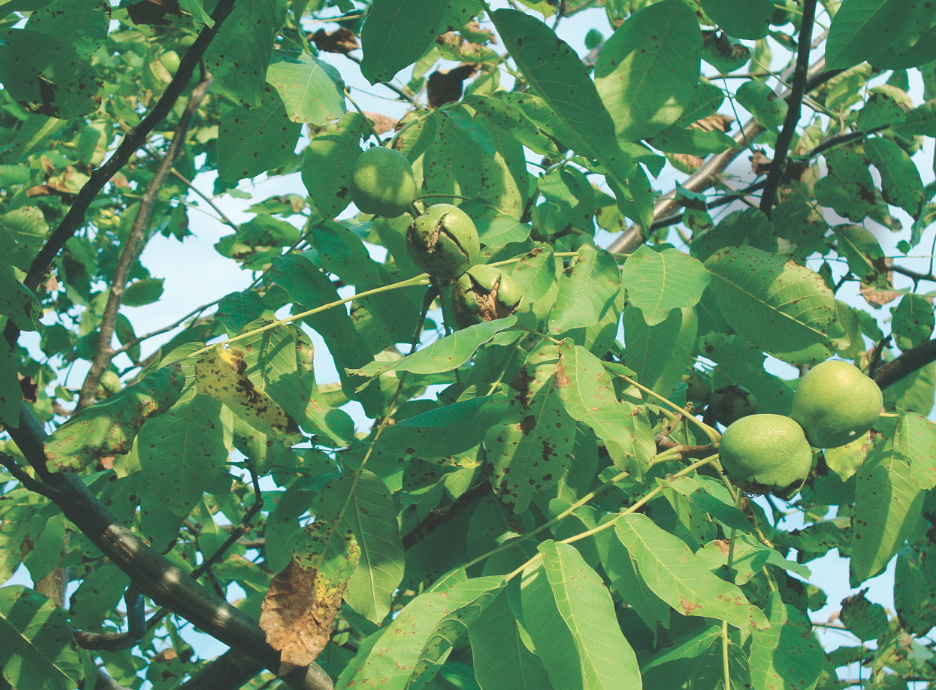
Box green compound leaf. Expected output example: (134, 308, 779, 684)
(595, 0, 702, 142)
(622, 305, 697, 397)
(850, 420, 925, 585)
(750, 592, 825, 688)
(44, 365, 185, 473)
(490, 8, 633, 184)
(892, 293, 935, 351)
(267, 50, 346, 125)
(896, 411, 936, 490)
(138, 392, 232, 518)
(555, 340, 655, 478)
(537, 541, 642, 689)
(301, 112, 366, 219)
(0, 586, 84, 690)
(621, 246, 710, 326)
(549, 244, 622, 335)
(701, 0, 773, 39)
(485, 344, 576, 513)
(0, 261, 40, 332)
(217, 87, 302, 182)
(204, 0, 282, 107)
(615, 513, 770, 630)
(350, 314, 523, 379)
(335, 573, 504, 689)
(468, 589, 552, 690)
(704, 245, 848, 366)
(360, 0, 445, 84)
(865, 137, 925, 217)
(826, 0, 918, 70)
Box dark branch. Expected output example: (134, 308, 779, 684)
(760, 0, 818, 216)
(3, 0, 237, 348)
(3, 403, 333, 690)
(77, 66, 215, 412)
(402, 480, 491, 550)
(873, 338, 936, 391)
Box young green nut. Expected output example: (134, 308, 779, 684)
(452, 264, 527, 328)
(790, 360, 883, 448)
(406, 204, 480, 281)
(719, 414, 813, 499)
(680, 371, 712, 404)
(349, 147, 417, 218)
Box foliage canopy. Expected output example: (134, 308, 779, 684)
(1, 0, 936, 688)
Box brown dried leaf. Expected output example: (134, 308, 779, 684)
(364, 111, 398, 135)
(260, 560, 345, 669)
(860, 258, 899, 307)
(671, 153, 704, 173)
(690, 114, 733, 133)
(310, 27, 359, 55)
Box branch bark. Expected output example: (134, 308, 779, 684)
(77, 66, 215, 412)
(4, 403, 334, 690)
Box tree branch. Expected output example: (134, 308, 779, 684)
(873, 338, 936, 391)
(76, 66, 214, 412)
(4, 403, 333, 690)
(2, 0, 237, 349)
(759, 0, 818, 216)
(606, 58, 830, 255)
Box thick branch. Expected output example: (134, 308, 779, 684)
(4, 404, 333, 690)
(77, 68, 214, 412)
(759, 0, 818, 216)
(873, 339, 936, 391)
(2, 0, 237, 348)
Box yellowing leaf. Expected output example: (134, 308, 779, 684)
(195, 346, 300, 441)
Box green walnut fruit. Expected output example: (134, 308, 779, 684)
(790, 360, 882, 449)
(406, 204, 480, 281)
(452, 264, 527, 328)
(349, 147, 417, 217)
(719, 414, 813, 498)
(681, 372, 712, 404)
(710, 385, 758, 426)
(160, 50, 181, 73)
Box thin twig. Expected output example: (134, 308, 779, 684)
(760, 0, 819, 216)
(170, 168, 241, 231)
(0, 451, 59, 499)
(110, 298, 222, 358)
(77, 66, 215, 412)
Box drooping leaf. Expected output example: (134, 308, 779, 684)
(300, 112, 366, 219)
(736, 79, 788, 130)
(44, 365, 186, 472)
(204, 0, 283, 106)
(555, 340, 655, 478)
(536, 541, 642, 688)
(138, 392, 232, 518)
(316, 472, 405, 624)
(865, 137, 925, 217)
(705, 245, 849, 365)
(892, 293, 935, 351)
(840, 589, 890, 640)
(548, 244, 622, 335)
(217, 87, 302, 182)
(620, 246, 710, 326)
(490, 8, 633, 184)
(0, 261, 40, 332)
(335, 573, 504, 689)
(615, 513, 770, 630)
(595, 0, 702, 142)
(0, 339, 20, 428)
(359, 0, 445, 84)
(622, 305, 697, 397)
(0, 586, 84, 690)
(850, 420, 925, 585)
(468, 589, 553, 690)
(267, 50, 346, 125)
(749, 592, 824, 690)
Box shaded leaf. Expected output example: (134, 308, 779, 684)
(360, 0, 445, 84)
(267, 50, 346, 125)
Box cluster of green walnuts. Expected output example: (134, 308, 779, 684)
(350, 146, 526, 328)
(713, 360, 883, 499)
